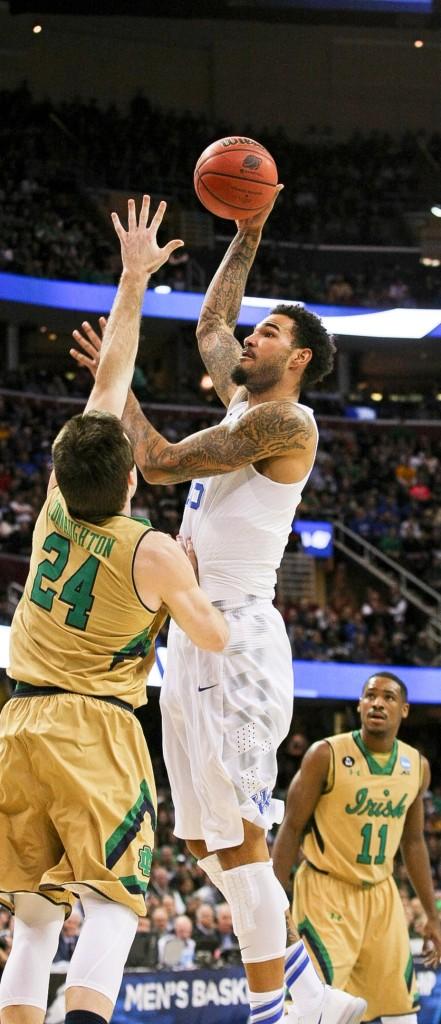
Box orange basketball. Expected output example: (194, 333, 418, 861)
(194, 136, 278, 220)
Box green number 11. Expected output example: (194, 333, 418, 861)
(356, 823, 388, 865)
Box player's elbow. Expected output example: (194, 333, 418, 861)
(142, 467, 171, 484)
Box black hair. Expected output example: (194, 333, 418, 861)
(271, 303, 336, 386)
(362, 671, 409, 702)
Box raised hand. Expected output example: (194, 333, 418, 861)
(235, 183, 284, 233)
(112, 195, 184, 277)
(70, 317, 105, 380)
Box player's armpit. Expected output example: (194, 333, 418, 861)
(133, 531, 229, 653)
(139, 400, 315, 485)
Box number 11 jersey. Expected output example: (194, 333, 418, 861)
(302, 730, 422, 885)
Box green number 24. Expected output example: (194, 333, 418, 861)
(30, 531, 100, 631)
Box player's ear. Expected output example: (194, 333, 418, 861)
(356, 701, 361, 713)
(401, 702, 410, 720)
(290, 347, 312, 369)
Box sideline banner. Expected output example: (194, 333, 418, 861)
(47, 963, 440, 1023)
(47, 967, 250, 1024)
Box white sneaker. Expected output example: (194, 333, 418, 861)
(285, 985, 367, 1024)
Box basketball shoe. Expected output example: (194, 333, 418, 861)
(285, 985, 367, 1024)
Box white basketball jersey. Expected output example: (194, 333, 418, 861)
(180, 400, 318, 601)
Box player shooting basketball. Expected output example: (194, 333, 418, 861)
(72, 183, 373, 1024)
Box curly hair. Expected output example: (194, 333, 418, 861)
(271, 303, 336, 386)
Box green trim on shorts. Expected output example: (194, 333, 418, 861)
(298, 916, 334, 984)
(105, 779, 156, 870)
(404, 952, 414, 992)
(120, 875, 149, 895)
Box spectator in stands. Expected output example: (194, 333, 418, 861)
(53, 909, 82, 963)
(157, 915, 195, 968)
(214, 904, 240, 958)
(151, 906, 171, 938)
(193, 903, 219, 956)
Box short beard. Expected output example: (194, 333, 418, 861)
(231, 365, 248, 386)
(230, 362, 284, 394)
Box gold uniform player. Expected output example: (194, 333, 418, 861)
(0, 197, 228, 1024)
(273, 672, 441, 1024)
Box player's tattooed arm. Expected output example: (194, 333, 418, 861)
(197, 187, 284, 407)
(122, 392, 314, 484)
(196, 228, 261, 407)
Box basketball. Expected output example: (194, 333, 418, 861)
(193, 136, 278, 220)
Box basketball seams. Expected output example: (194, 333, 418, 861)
(195, 174, 273, 215)
(196, 169, 277, 188)
(195, 145, 275, 176)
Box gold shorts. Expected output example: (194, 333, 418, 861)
(0, 692, 156, 917)
(293, 861, 419, 1021)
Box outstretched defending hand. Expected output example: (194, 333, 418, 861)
(70, 318, 104, 380)
(113, 195, 184, 276)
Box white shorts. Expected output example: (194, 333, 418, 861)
(160, 598, 294, 850)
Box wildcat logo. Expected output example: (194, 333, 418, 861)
(242, 155, 262, 170)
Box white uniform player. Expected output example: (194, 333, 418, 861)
(161, 399, 318, 850)
(73, 189, 366, 1024)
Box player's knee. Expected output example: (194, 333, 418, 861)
(221, 860, 288, 963)
(65, 895, 138, 1008)
(0, 895, 64, 1010)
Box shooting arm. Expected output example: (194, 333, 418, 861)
(122, 392, 314, 484)
(196, 226, 262, 407)
(272, 741, 331, 892)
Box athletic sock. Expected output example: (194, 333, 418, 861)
(249, 987, 285, 1024)
(284, 941, 324, 1013)
(65, 1012, 107, 1024)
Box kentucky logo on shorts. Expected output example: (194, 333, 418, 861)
(252, 787, 271, 814)
(138, 844, 153, 878)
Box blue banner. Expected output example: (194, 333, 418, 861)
(47, 963, 441, 1022)
(415, 958, 441, 1024)
(112, 968, 249, 1024)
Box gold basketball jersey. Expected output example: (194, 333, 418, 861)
(302, 730, 422, 885)
(8, 487, 166, 708)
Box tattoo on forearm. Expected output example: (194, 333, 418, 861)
(197, 232, 260, 402)
(123, 399, 314, 484)
(199, 233, 260, 333)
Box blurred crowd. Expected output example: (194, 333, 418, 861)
(0, 381, 440, 666)
(1, 85, 441, 306)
